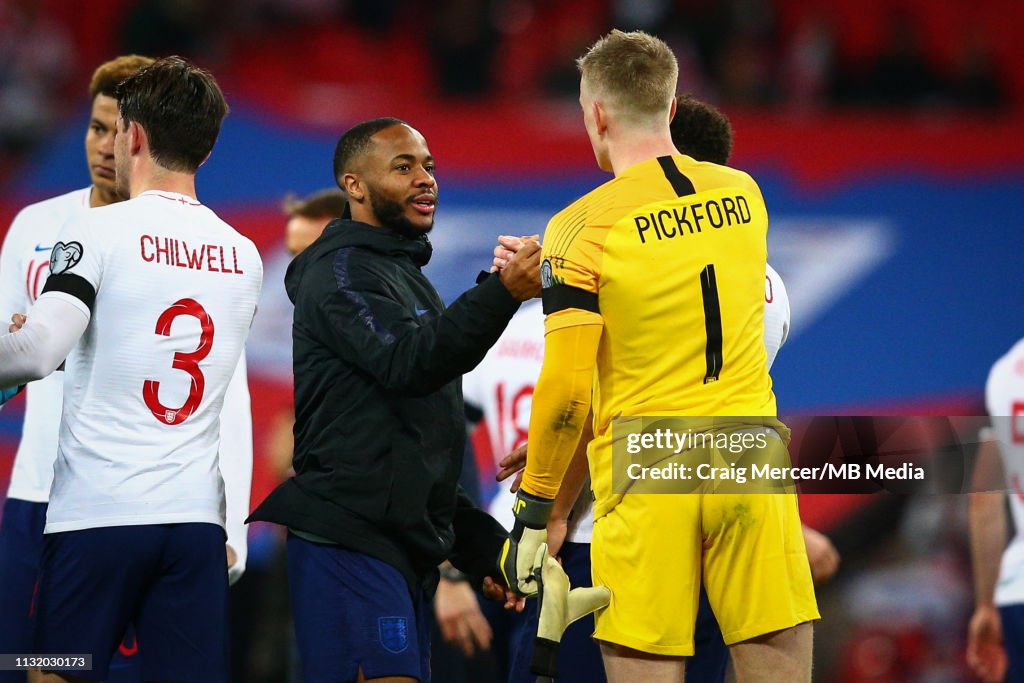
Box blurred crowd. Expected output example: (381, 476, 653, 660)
(0, 0, 1016, 166)
(0, 3, 1015, 681)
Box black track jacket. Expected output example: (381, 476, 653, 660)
(248, 220, 520, 593)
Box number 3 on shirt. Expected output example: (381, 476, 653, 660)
(143, 298, 214, 425)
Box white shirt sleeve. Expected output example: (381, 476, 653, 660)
(219, 352, 253, 585)
(0, 292, 89, 387)
(777, 271, 791, 348)
(764, 264, 791, 370)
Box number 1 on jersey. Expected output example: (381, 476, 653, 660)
(143, 298, 215, 425)
(700, 264, 723, 384)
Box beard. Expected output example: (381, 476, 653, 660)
(114, 159, 130, 200)
(370, 191, 433, 239)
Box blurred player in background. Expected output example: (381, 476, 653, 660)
(0, 55, 255, 683)
(967, 337, 1024, 683)
(499, 30, 818, 682)
(0, 56, 262, 683)
(235, 188, 350, 683)
(282, 189, 347, 257)
(266, 188, 349, 480)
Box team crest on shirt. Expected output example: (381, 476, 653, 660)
(540, 259, 555, 289)
(48, 241, 84, 275)
(378, 616, 409, 653)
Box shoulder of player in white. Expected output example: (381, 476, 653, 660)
(986, 336, 1024, 411)
(8, 188, 89, 232)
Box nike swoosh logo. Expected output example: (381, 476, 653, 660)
(34, 244, 53, 252)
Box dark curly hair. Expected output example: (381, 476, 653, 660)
(670, 95, 733, 165)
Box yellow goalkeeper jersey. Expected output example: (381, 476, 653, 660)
(541, 154, 779, 514)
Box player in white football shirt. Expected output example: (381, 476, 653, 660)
(967, 337, 1024, 683)
(0, 57, 262, 683)
(0, 56, 255, 683)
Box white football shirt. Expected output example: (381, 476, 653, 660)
(41, 190, 263, 534)
(465, 265, 791, 544)
(764, 263, 790, 369)
(463, 300, 570, 535)
(985, 337, 1024, 606)
(0, 187, 90, 502)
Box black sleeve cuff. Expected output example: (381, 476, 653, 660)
(474, 271, 521, 314)
(449, 503, 508, 589)
(42, 273, 96, 312)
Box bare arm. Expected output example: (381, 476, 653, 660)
(970, 437, 1009, 608)
(966, 436, 1010, 683)
(801, 524, 840, 584)
(434, 561, 493, 656)
(547, 412, 593, 557)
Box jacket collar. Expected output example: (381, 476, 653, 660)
(321, 219, 433, 267)
(284, 219, 434, 305)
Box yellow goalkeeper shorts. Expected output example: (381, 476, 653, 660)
(590, 490, 819, 656)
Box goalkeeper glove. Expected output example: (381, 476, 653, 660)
(531, 543, 611, 680)
(498, 490, 554, 596)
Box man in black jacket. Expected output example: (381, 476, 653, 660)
(249, 117, 540, 683)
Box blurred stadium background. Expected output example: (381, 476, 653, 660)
(1, 0, 1023, 681)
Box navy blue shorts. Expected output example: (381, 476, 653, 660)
(507, 541, 729, 683)
(0, 499, 144, 682)
(34, 523, 228, 682)
(1000, 604, 1024, 682)
(287, 533, 431, 683)
(0, 498, 46, 683)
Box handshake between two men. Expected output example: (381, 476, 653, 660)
(489, 234, 612, 679)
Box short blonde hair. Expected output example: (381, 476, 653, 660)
(576, 30, 678, 121)
(89, 54, 155, 100)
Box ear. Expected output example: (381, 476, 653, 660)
(341, 172, 365, 201)
(128, 121, 144, 157)
(592, 100, 609, 137)
(669, 96, 678, 123)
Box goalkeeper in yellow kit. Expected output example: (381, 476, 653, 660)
(499, 30, 819, 683)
